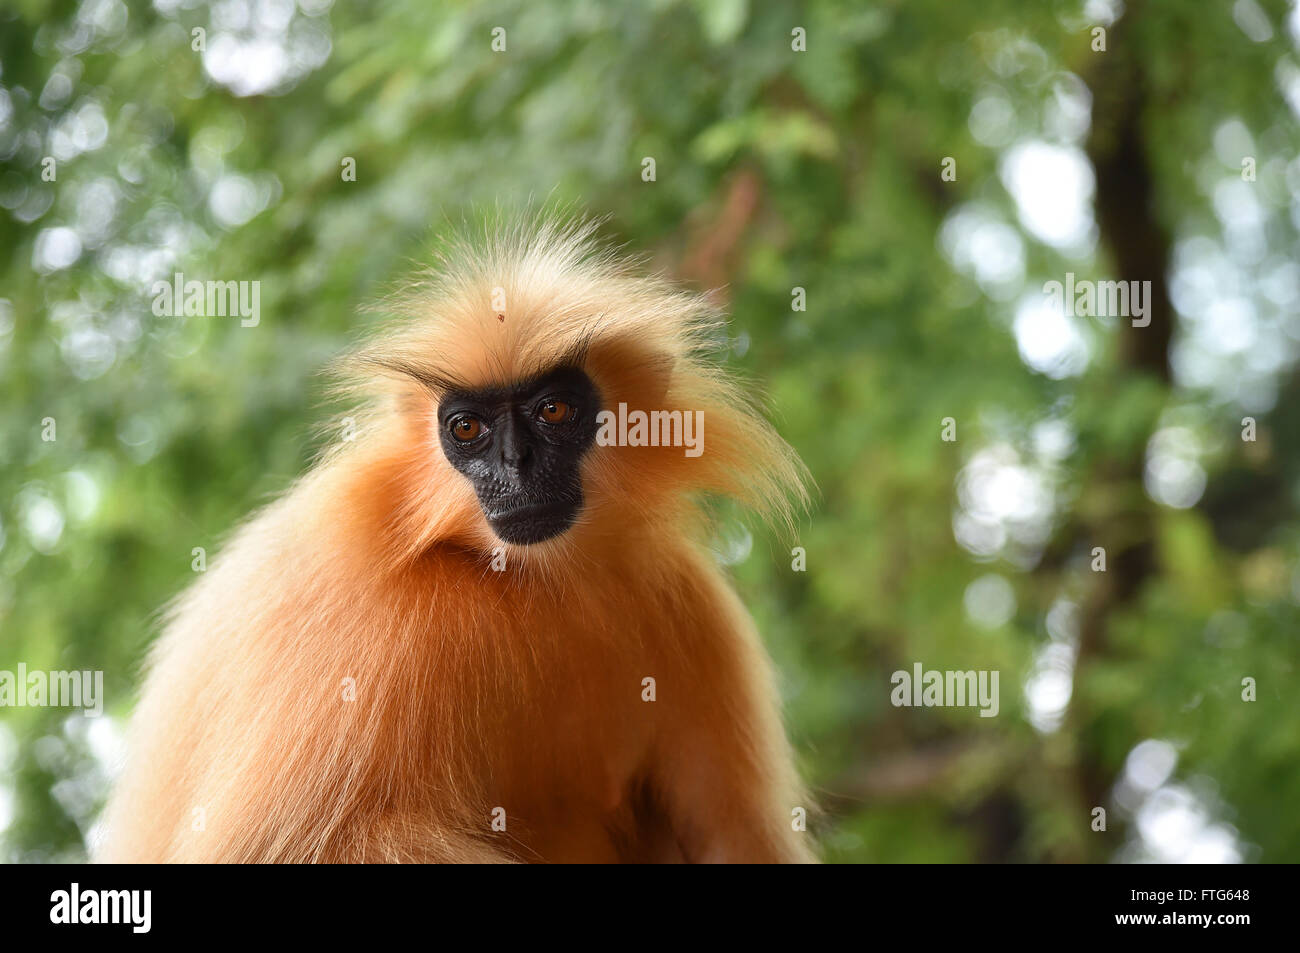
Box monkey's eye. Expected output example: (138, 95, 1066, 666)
(449, 415, 484, 442)
(536, 398, 575, 424)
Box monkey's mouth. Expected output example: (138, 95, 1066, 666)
(486, 501, 579, 545)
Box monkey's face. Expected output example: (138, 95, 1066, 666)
(437, 366, 601, 545)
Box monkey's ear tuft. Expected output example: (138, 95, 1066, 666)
(646, 336, 813, 542)
(701, 383, 815, 541)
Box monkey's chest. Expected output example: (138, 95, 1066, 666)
(472, 642, 665, 860)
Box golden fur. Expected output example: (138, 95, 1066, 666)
(96, 215, 814, 863)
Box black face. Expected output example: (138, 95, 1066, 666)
(437, 366, 600, 545)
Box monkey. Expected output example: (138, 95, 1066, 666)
(95, 215, 815, 863)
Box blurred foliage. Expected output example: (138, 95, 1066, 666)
(2, 0, 1300, 862)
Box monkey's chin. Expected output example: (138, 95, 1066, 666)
(486, 503, 579, 546)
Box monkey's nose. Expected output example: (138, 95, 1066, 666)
(502, 455, 529, 482)
(498, 421, 532, 481)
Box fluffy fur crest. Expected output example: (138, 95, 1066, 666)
(333, 213, 810, 568)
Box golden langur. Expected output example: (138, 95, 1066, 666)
(97, 217, 815, 863)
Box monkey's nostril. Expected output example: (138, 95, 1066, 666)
(502, 444, 531, 479)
